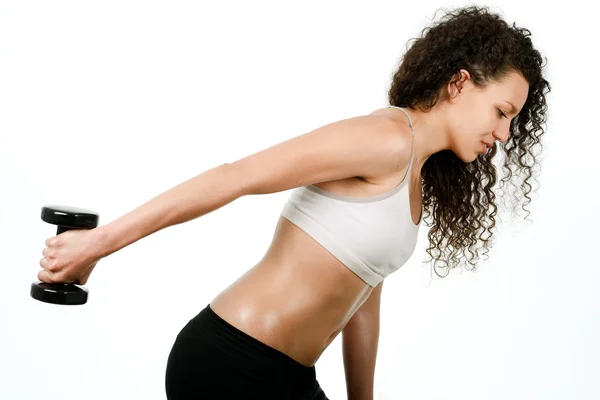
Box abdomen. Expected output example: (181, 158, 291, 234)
(209, 216, 373, 367)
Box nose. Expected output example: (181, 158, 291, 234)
(493, 121, 511, 143)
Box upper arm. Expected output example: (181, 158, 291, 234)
(228, 114, 412, 196)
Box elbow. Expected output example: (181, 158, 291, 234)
(217, 162, 249, 199)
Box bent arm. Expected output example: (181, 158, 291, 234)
(342, 281, 384, 400)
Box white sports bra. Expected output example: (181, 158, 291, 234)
(278, 106, 421, 287)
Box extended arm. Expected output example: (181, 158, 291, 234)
(93, 115, 410, 259)
(342, 280, 384, 400)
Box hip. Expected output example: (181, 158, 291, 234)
(165, 303, 329, 400)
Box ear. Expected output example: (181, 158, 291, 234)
(447, 68, 472, 100)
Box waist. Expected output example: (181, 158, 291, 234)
(210, 217, 373, 366)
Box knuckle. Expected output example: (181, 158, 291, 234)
(42, 248, 52, 258)
(52, 271, 65, 282)
(47, 261, 60, 272)
(45, 236, 60, 247)
(38, 270, 54, 283)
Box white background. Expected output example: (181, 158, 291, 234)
(1, 1, 597, 399)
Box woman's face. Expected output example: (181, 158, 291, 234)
(447, 69, 529, 163)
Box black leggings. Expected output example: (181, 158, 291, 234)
(165, 304, 329, 399)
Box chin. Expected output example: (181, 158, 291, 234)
(452, 149, 477, 164)
(467, 153, 480, 163)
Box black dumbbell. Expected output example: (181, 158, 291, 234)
(30, 205, 100, 305)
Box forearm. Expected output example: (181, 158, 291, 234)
(95, 163, 244, 258)
(342, 311, 380, 400)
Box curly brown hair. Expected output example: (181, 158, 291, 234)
(387, 5, 551, 278)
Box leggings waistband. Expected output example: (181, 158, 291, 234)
(203, 303, 315, 373)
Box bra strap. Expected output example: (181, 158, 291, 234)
(388, 106, 416, 175)
(387, 106, 413, 134)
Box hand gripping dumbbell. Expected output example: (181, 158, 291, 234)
(30, 205, 100, 305)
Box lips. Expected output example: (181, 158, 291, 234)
(481, 142, 491, 153)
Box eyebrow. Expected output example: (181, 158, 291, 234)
(506, 101, 520, 115)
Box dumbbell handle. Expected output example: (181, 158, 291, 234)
(57, 226, 73, 235)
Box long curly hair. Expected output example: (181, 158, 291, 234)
(387, 5, 551, 278)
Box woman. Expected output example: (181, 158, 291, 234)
(37, 5, 550, 399)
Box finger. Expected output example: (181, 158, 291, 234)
(38, 269, 57, 284)
(38, 267, 69, 283)
(45, 236, 59, 247)
(40, 257, 60, 272)
(42, 247, 57, 261)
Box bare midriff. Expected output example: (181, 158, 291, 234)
(210, 214, 375, 367)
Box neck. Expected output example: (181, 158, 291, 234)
(401, 104, 453, 172)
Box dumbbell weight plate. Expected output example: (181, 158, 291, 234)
(30, 282, 89, 305)
(41, 205, 99, 232)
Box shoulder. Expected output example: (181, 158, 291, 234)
(367, 108, 414, 171)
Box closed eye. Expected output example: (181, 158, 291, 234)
(497, 108, 507, 119)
